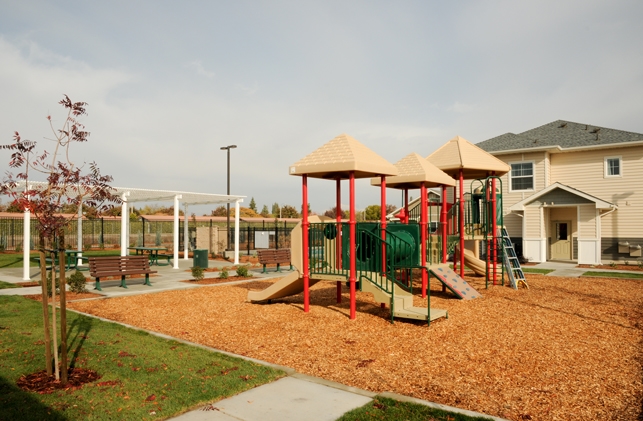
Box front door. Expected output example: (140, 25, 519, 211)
(551, 221, 571, 260)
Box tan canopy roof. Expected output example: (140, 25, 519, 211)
(371, 152, 456, 189)
(289, 133, 398, 179)
(426, 136, 510, 179)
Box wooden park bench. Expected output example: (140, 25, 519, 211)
(257, 249, 293, 273)
(89, 255, 157, 291)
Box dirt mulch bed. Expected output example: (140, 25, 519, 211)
(17, 367, 101, 394)
(67, 274, 643, 421)
(578, 263, 643, 272)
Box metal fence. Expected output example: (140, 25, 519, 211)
(0, 217, 297, 252)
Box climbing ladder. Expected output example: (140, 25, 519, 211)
(500, 227, 528, 289)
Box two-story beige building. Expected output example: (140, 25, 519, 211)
(476, 120, 643, 264)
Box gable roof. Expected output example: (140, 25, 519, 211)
(509, 182, 615, 211)
(426, 135, 510, 179)
(477, 120, 643, 154)
(289, 133, 398, 179)
(371, 152, 455, 189)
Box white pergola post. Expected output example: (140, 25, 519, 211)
(183, 203, 189, 260)
(173, 195, 181, 269)
(120, 192, 130, 256)
(234, 199, 240, 264)
(22, 184, 31, 280)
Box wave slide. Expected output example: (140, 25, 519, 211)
(462, 248, 487, 277)
(247, 271, 322, 302)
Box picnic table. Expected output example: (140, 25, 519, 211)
(64, 250, 88, 271)
(37, 249, 87, 271)
(127, 246, 170, 265)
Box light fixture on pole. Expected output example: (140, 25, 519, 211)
(220, 145, 237, 250)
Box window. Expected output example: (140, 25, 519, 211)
(510, 162, 534, 191)
(604, 156, 622, 177)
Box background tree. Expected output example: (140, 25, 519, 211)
(249, 197, 257, 212)
(229, 206, 260, 218)
(323, 206, 349, 219)
(364, 204, 381, 221)
(271, 202, 280, 217)
(210, 206, 227, 216)
(260, 204, 270, 217)
(300, 202, 312, 216)
(280, 205, 299, 218)
(0, 95, 119, 384)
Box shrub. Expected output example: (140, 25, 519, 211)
(624, 260, 630, 266)
(67, 270, 88, 294)
(15, 242, 22, 253)
(219, 268, 229, 279)
(638, 259, 643, 269)
(609, 261, 617, 268)
(191, 266, 204, 281)
(236, 265, 251, 278)
(40, 272, 61, 297)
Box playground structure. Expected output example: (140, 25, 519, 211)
(248, 134, 527, 323)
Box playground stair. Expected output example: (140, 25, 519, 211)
(500, 227, 528, 289)
(359, 273, 448, 322)
(427, 264, 481, 299)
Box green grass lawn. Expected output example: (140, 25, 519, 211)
(582, 271, 643, 279)
(0, 296, 283, 420)
(522, 268, 555, 274)
(338, 396, 493, 421)
(0, 280, 21, 289)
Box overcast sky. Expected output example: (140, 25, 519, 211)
(1, 1, 642, 215)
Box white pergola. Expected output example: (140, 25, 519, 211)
(13, 182, 245, 280)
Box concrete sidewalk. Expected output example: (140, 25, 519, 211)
(0, 257, 284, 298)
(531, 260, 643, 278)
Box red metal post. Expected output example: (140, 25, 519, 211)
(381, 176, 387, 308)
(491, 177, 498, 285)
(404, 189, 409, 224)
(380, 176, 387, 275)
(302, 175, 310, 312)
(336, 178, 342, 303)
(459, 169, 465, 278)
(420, 183, 428, 298)
(349, 171, 356, 320)
(441, 184, 447, 263)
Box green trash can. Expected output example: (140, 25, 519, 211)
(193, 249, 209, 269)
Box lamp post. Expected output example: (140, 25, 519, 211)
(220, 145, 237, 250)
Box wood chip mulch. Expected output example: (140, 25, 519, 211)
(578, 264, 643, 272)
(67, 273, 643, 421)
(181, 276, 256, 285)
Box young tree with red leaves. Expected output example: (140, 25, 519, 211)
(0, 95, 119, 384)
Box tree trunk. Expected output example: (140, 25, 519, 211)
(38, 237, 52, 376)
(50, 249, 59, 380)
(58, 231, 68, 385)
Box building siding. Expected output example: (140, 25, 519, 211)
(550, 145, 643, 237)
(578, 205, 596, 238)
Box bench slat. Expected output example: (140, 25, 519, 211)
(88, 256, 156, 291)
(257, 249, 292, 273)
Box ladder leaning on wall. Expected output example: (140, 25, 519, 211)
(500, 227, 528, 289)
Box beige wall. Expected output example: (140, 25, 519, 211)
(578, 205, 597, 238)
(550, 145, 643, 237)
